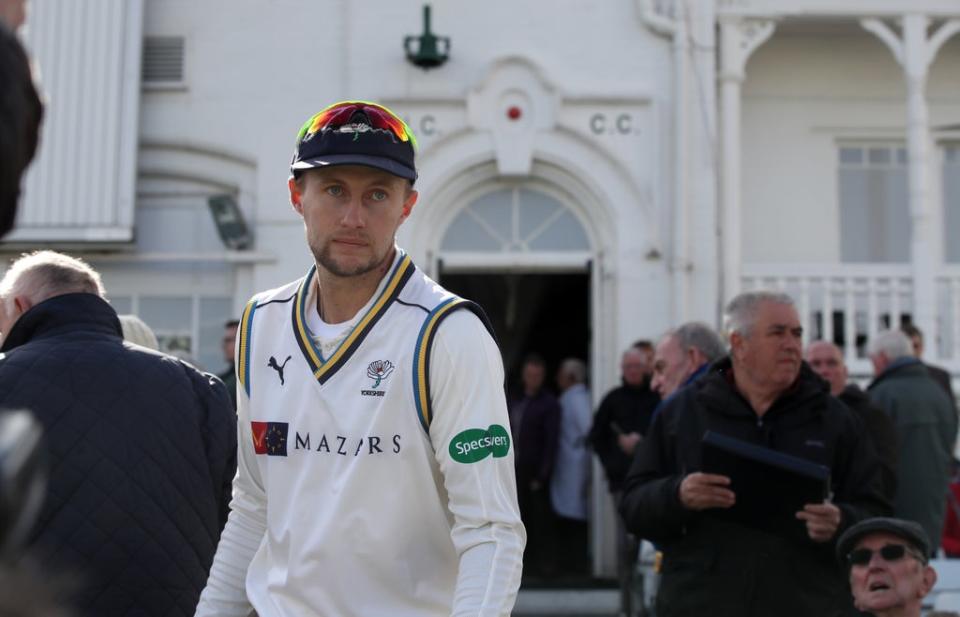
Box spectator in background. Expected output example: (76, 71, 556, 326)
(589, 345, 659, 492)
(620, 290, 889, 617)
(902, 322, 956, 406)
(551, 357, 592, 577)
(588, 344, 658, 616)
(118, 313, 159, 350)
(838, 518, 937, 617)
(869, 330, 957, 556)
(807, 340, 899, 504)
(510, 353, 560, 577)
(218, 319, 239, 407)
(0, 16, 42, 237)
(0, 251, 237, 616)
(650, 322, 726, 400)
(0, 0, 26, 30)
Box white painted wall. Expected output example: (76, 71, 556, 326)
(139, 0, 675, 294)
(742, 26, 960, 264)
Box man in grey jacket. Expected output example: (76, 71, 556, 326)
(868, 329, 958, 555)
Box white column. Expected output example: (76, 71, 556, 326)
(862, 15, 960, 350)
(719, 16, 775, 307)
(689, 0, 720, 325)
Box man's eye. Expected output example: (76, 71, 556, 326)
(326, 186, 344, 197)
(370, 190, 388, 202)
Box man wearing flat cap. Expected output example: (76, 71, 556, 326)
(837, 518, 937, 617)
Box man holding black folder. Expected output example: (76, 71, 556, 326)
(620, 291, 890, 617)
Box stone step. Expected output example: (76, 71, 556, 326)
(512, 588, 621, 616)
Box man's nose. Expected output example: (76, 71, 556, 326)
(340, 198, 365, 227)
(867, 551, 887, 570)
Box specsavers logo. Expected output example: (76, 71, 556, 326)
(449, 425, 511, 464)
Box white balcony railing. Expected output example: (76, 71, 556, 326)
(741, 264, 914, 377)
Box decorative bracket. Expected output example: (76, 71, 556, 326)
(862, 16, 960, 78)
(720, 17, 776, 82)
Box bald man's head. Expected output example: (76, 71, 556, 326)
(805, 340, 847, 396)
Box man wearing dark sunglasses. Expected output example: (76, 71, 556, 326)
(837, 518, 937, 617)
(196, 101, 525, 617)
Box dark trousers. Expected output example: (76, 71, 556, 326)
(554, 514, 589, 576)
(614, 492, 639, 615)
(518, 481, 556, 578)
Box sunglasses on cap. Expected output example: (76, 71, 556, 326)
(847, 543, 927, 567)
(297, 101, 418, 150)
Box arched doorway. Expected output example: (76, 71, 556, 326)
(437, 183, 592, 385)
(427, 170, 622, 581)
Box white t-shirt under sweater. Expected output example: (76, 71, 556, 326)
(195, 249, 526, 617)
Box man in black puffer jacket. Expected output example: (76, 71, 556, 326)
(620, 291, 890, 617)
(0, 250, 237, 617)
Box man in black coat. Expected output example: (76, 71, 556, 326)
(0, 251, 237, 617)
(589, 345, 660, 493)
(509, 353, 560, 577)
(806, 340, 899, 503)
(620, 291, 890, 617)
(588, 344, 658, 614)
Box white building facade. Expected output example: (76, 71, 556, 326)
(11, 0, 960, 574)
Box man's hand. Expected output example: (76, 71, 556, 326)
(678, 472, 735, 510)
(617, 432, 642, 455)
(796, 502, 841, 542)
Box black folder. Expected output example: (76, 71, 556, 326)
(700, 430, 831, 530)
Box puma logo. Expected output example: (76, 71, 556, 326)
(268, 355, 292, 385)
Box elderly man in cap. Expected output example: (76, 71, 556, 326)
(837, 518, 937, 617)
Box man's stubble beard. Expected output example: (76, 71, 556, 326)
(311, 238, 393, 278)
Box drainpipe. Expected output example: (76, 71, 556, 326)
(638, 0, 689, 320)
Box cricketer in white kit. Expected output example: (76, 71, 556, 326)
(195, 101, 525, 617)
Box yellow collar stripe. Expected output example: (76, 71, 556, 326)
(294, 268, 323, 370)
(291, 254, 414, 386)
(314, 253, 413, 380)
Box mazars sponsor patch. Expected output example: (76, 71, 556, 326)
(448, 424, 511, 463)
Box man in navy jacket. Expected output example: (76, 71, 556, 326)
(0, 250, 236, 617)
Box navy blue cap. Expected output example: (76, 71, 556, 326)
(290, 104, 417, 183)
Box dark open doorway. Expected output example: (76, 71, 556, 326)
(439, 270, 591, 394)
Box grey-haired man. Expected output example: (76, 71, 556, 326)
(868, 329, 957, 554)
(620, 290, 889, 617)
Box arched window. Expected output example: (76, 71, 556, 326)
(441, 187, 589, 253)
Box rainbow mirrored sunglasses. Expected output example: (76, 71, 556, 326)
(296, 101, 418, 150)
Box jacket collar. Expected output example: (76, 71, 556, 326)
(682, 362, 710, 388)
(695, 356, 828, 420)
(1, 293, 123, 352)
(868, 356, 924, 389)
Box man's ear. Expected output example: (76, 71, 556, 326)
(13, 295, 32, 316)
(919, 565, 937, 598)
(399, 189, 418, 222)
(289, 176, 304, 216)
(688, 347, 706, 368)
(729, 332, 744, 360)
